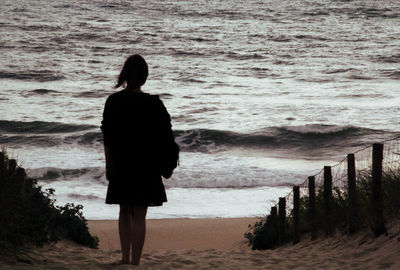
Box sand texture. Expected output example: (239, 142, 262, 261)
(1, 218, 399, 269)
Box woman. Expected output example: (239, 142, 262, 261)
(101, 54, 175, 265)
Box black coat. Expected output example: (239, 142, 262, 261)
(101, 89, 173, 206)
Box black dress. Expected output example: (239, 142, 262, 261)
(101, 89, 172, 206)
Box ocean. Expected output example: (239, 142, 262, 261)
(1, 0, 399, 219)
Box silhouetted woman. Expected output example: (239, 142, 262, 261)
(101, 54, 174, 265)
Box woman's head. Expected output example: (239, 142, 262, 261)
(115, 54, 148, 89)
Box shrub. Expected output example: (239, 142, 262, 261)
(245, 215, 280, 250)
(0, 151, 98, 252)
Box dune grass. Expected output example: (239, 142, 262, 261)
(0, 151, 98, 253)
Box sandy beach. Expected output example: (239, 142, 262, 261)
(1, 218, 399, 269)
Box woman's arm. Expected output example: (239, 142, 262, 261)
(102, 96, 112, 181)
(104, 146, 111, 181)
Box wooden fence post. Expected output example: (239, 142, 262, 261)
(308, 176, 317, 239)
(372, 143, 386, 236)
(271, 206, 277, 217)
(324, 166, 333, 235)
(347, 153, 358, 234)
(278, 197, 286, 243)
(271, 206, 278, 241)
(293, 186, 300, 244)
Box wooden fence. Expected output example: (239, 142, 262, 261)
(266, 141, 399, 246)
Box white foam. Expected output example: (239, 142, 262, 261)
(283, 124, 352, 134)
(43, 186, 291, 220)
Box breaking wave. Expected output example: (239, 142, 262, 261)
(1, 120, 396, 154)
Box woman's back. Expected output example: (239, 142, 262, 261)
(102, 89, 171, 178)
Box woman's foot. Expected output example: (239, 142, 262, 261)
(121, 255, 130, 264)
(110, 259, 129, 265)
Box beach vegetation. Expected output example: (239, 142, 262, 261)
(245, 165, 400, 250)
(0, 151, 98, 253)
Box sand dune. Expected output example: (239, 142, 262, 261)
(1, 218, 399, 269)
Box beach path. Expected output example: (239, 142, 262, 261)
(1, 218, 399, 269)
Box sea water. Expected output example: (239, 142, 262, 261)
(1, 0, 400, 219)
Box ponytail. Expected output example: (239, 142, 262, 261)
(115, 68, 126, 88)
(115, 54, 148, 89)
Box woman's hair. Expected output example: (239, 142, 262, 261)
(115, 54, 148, 89)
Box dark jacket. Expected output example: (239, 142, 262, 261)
(101, 89, 172, 205)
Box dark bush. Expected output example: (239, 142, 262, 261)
(0, 151, 98, 252)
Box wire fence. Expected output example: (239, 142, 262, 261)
(272, 135, 400, 219)
(247, 136, 400, 249)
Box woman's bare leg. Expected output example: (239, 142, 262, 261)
(131, 205, 148, 265)
(119, 204, 132, 264)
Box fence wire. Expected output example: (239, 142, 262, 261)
(269, 136, 400, 216)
